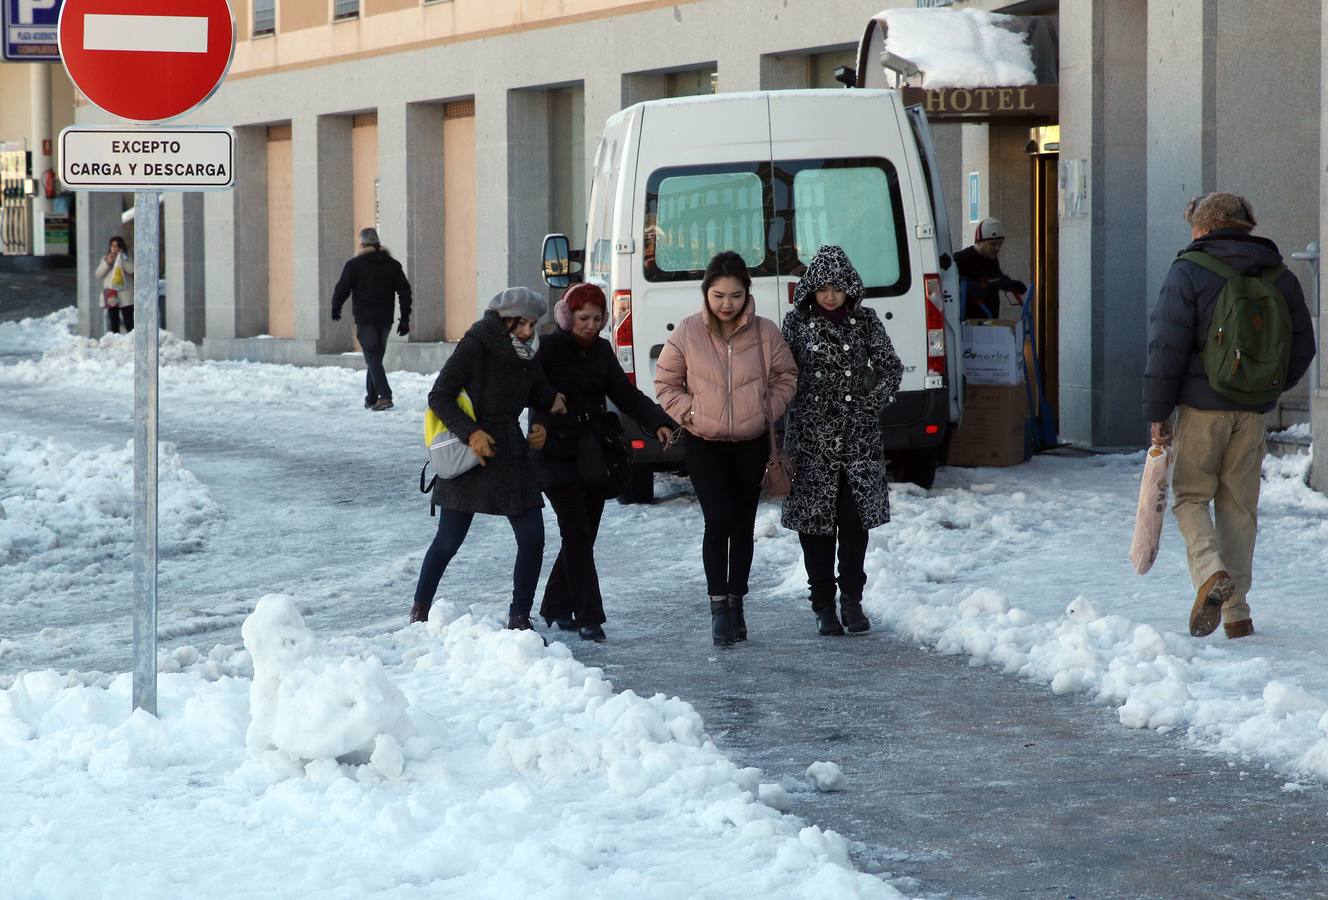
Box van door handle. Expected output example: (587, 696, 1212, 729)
(650, 343, 665, 360)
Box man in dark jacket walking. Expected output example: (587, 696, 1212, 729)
(1143, 193, 1315, 640)
(331, 227, 414, 411)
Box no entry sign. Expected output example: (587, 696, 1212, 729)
(58, 0, 235, 123)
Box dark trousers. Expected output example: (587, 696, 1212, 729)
(106, 305, 135, 334)
(357, 322, 392, 403)
(685, 434, 768, 597)
(413, 506, 545, 617)
(798, 470, 869, 606)
(539, 484, 608, 626)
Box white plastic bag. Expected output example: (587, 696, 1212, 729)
(1130, 444, 1172, 575)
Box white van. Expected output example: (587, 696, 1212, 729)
(542, 89, 963, 500)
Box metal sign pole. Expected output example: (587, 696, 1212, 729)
(132, 190, 160, 715)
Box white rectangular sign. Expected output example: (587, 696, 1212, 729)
(59, 126, 235, 191)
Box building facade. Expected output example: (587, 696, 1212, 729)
(69, 0, 1328, 489)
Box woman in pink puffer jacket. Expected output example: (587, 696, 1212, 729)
(654, 251, 797, 646)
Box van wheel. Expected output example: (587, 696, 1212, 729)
(890, 449, 939, 490)
(617, 464, 655, 505)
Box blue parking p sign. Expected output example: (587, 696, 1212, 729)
(3, 0, 62, 61)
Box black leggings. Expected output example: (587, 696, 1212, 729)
(106, 306, 134, 333)
(684, 434, 768, 597)
(413, 507, 545, 617)
(798, 469, 869, 605)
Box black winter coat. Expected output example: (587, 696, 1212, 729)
(330, 250, 414, 326)
(956, 246, 1026, 319)
(429, 312, 558, 516)
(781, 304, 902, 536)
(531, 328, 674, 489)
(1143, 229, 1316, 422)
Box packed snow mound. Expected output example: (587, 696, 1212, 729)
(242, 594, 411, 770)
(877, 8, 1036, 88)
(0, 433, 221, 598)
(42, 326, 200, 368)
(806, 760, 846, 792)
(0, 307, 76, 357)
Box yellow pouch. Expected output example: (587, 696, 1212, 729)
(110, 262, 125, 288)
(424, 390, 475, 446)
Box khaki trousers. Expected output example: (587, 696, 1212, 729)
(1170, 405, 1266, 624)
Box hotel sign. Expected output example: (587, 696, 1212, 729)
(901, 85, 1058, 124)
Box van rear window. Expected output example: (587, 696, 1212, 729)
(644, 164, 775, 280)
(780, 158, 910, 297)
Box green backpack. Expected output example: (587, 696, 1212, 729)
(1178, 250, 1293, 406)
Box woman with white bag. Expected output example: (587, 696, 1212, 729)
(409, 288, 565, 629)
(94, 236, 134, 333)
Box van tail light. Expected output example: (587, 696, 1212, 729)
(924, 274, 945, 378)
(613, 290, 635, 385)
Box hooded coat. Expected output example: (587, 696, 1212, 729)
(330, 249, 414, 326)
(780, 246, 903, 536)
(428, 311, 558, 516)
(1143, 229, 1316, 422)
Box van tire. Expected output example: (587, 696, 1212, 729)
(617, 464, 655, 505)
(890, 449, 939, 490)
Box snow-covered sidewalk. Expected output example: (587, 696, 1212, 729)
(2, 309, 1327, 896)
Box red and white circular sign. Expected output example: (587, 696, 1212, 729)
(59, 0, 236, 123)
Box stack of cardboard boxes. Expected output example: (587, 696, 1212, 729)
(946, 319, 1029, 468)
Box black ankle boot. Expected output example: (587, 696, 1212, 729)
(840, 595, 871, 633)
(710, 597, 735, 646)
(728, 595, 747, 642)
(812, 601, 845, 636)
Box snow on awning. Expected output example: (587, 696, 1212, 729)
(866, 7, 1036, 89)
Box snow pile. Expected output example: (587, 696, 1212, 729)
(0, 433, 221, 596)
(806, 760, 846, 792)
(876, 8, 1036, 88)
(0, 605, 903, 898)
(0, 307, 76, 358)
(242, 594, 412, 773)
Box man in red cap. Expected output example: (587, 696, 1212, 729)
(956, 217, 1027, 320)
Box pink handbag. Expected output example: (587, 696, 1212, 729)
(754, 323, 793, 499)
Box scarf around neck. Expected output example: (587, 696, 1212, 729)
(510, 332, 537, 360)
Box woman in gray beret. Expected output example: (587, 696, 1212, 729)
(410, 287, 566, 632)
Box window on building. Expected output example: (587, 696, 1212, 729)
(644, 164, 772, 280)
(253, 0, 275, 35)
(665, 68, 718, 98)
(333, 0, 359, 21)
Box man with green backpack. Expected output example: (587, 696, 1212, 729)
(1144, 193, 1316, 640)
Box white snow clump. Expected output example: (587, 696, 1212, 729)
(805, 760, 846, 792)
(242, 594, 412, 773)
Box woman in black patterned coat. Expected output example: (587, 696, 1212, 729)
(781, 245, 902, 636)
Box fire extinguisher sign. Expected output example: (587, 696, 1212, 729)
(4, 0, 63, 61)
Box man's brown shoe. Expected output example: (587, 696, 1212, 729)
(1224, 619, 1254, 639)
(1189, 571, 1234, 637)
(371, 398, 395, 411)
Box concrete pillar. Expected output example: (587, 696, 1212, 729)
(1058, 0, 1148, 448)
(759, 53, 811, 91)
(379, 101, 445, 343)
(30, 64, 52, 255)
(77, 191, 124, 338)
(1314, 0, 1328, 493)
(292, 114, 352, 353)
(203, 125, 266, 346)
(506, 89, 553, 292)
(164, 193, 205, 343)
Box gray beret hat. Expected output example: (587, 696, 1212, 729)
(488, 287, 547, 321)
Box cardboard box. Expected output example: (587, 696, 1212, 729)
(945, 382, 1029, 468)
(961, 318, 1026, 386)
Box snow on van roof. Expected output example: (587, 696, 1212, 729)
(874, 7, 1036, 89)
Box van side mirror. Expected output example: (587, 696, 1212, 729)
(542, 234, 580, 289)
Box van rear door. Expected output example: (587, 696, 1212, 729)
(767, 90, 925, 395)
(630, 95, 775, 402)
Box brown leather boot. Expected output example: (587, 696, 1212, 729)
(1224, 618, 1254, 639)
(1189, 571, 1234, 637)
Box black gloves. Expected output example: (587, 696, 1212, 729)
(331, 310, 341, 322)
(397, 319, 410, 337)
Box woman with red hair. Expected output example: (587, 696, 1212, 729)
(532, 283, 675, 642)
